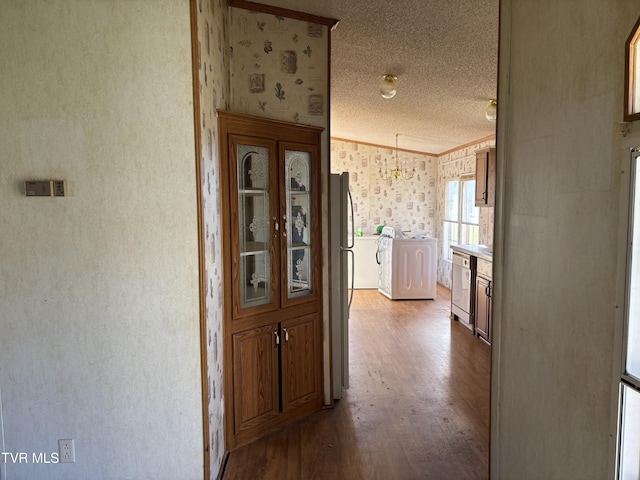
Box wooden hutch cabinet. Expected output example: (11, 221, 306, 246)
(475, 147, 496, 207)
(218, 110, 323, 449)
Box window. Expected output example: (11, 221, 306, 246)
(625, 15, 640, 121)
(618, 148, 640, 479)
(442, 175, 479, 261)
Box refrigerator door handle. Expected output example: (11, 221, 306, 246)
(347, 187, 355, 250)
(345, 248, 355, 309)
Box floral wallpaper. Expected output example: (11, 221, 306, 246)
(330, 139, 439, 236)
(329, 137, 495, 289)
(436, 139, 495, 288)
(229, 7, 328, 129)
(194, 0, 228, 478)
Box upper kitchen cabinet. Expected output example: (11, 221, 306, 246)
(475, 147, 496, 207)
(218, 110, 324, 449)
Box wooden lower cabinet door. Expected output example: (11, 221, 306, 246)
(232, 323, 280, 436)
(475, 276, 491, 343)
(280, 313, 322, 414)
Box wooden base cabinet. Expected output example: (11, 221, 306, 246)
(231, 313, 322, 445)
(281, 314, 321, 413)
(232, 324, 280, 437)
(219, 110, 324, 450)
(475, 275, 492, 344)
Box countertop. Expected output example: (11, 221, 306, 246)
(353, 234, 380, 240)
(451, 244, 493, 262)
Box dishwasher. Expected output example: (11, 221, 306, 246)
(451, 250, 474, 330)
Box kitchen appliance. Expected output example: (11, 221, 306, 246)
(376, 226, 394, 297)
(451, 250, 473, 330)
(348, 235, 379, 289)
(330, 172, 354, 400)
(377, 226, 438, 300)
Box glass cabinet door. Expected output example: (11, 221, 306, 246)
(235, 142, 275, 311)
(285, 149, 313, 298)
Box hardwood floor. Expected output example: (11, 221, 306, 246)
(222, 284, 490, 480)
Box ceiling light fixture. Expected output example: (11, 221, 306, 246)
(485, 99, 497, 121)
(380, 74, 398, 99)
(379, 133, 415, 181)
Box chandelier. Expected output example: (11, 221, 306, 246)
(378, 133, 416, 180)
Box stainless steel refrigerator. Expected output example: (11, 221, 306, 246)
(330, 172, 354, 400)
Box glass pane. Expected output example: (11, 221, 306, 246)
(619, 384, 640, 480)
(240, 252, 271, 307)
(239, 192, 269, 253)
(238, 145, 268, 190)
(462, 179, 479, 224)
(237, 144, 271, 309)
(289, 246, 310, 294)
(445, 181, 459, 221)
(286, 150, 312, 297)
(627, 158, 640, 378)
(460, 224, 479, 246)
(442, 220, 459, 261)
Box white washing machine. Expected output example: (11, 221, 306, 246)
(377, 227, 437, 300)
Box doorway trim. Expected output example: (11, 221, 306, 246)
(490, 0, 509, 476)
(188, 0, 211, 478)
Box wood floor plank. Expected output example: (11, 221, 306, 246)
(223, 285, 490, 479)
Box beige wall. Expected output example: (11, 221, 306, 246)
(0, 2, 203, 479)
(493, 1, 638, 478)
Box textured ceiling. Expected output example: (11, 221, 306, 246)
(255, 0, 499, 154)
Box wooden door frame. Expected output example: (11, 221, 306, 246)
(188, 0, 211, 477)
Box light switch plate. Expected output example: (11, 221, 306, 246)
(24, 180, 66, 197)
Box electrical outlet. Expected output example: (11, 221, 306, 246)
(58, 439, 75, 463)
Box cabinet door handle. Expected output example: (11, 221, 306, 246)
(282, 214, 287, 237)
(273, 216, 279, 238)
(274, 331, 280, 346)
(283, 328, 289, 342)
(485, 286, 490, 297)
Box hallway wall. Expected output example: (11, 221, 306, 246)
(0, 2, 203, 479)
(494, 1, 638, 478)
